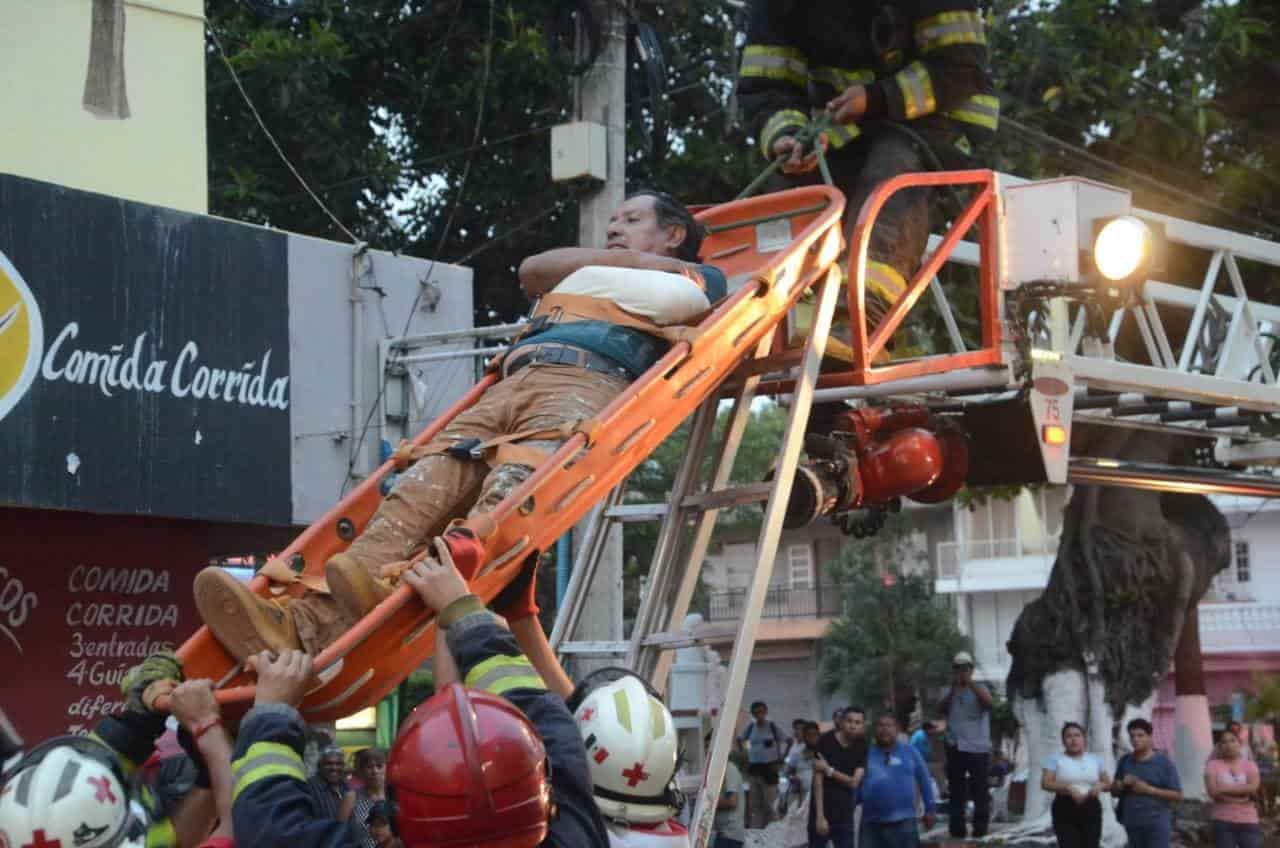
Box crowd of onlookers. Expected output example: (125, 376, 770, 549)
(713, 652, 1277, 848)
(303, 745, 400, 848)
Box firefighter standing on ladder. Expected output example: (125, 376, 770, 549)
(738, 0, 999, 334)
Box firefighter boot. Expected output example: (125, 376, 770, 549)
(325, 551, 394, 622)
(193, 567, 301, 661)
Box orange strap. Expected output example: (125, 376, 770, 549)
(531, 292, 706, 344)
(258, 556, 331, 594)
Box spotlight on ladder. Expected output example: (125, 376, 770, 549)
(1091, 215, 1164, 284)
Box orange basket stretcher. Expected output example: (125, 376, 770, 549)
(175, 185, 846, 722)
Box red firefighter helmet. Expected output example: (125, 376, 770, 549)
(390, 683, 551, 848)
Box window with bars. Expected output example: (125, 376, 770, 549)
(1235, 540, 1251, 583)
(788, 544, 814, 589)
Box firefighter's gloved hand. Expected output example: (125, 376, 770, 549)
(121, 651, 184, 714)
(487, 554, 540, 624)
(772, 133, 828, 175)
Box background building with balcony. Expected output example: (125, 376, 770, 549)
(698, 504, 952, 727)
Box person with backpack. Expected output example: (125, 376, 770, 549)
(736, 701, 787, 828)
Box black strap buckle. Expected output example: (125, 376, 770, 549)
(445, 437, 485, 461)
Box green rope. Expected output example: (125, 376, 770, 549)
(735, 114, 837, 200)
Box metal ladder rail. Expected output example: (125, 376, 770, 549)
(688, 264, 843, 848)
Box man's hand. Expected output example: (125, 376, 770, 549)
(815, 815, 830, 837)
(403, 538, 471, 614)
(852, 766, 865, 788)
(169, 680, 220, 730)
(827, 84, 868, 124)
(923, 813, 937, 830)
(248, 650, 314, 708)
(771, 134, 828, 175)
(1070, 788, 1088, 805)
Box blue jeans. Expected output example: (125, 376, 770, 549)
(1213, 821, 1262, 848)
(809, 821, 856, 848)
(860, 819, 920, 848)
(1124, 819, 1173, 848)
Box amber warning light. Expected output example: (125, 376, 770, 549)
(1042, 424, 1068, 446)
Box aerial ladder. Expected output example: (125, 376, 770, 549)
(173, 168, 1280, 848)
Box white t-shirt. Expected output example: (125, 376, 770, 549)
(786, 742, 816, 789)
(1044, 751, 1105, 794)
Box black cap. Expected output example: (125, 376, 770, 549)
(365, 800, 396, 825)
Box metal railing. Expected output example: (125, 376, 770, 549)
(935, 537, 1059, 579)
(705, 585, 842, 622)
(1199, 603, 1280, 649)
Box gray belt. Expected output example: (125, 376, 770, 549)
(503, 343, 632, 380)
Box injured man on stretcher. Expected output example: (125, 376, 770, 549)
(194, 189, 727, 663)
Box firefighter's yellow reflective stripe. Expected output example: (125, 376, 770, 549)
(811, 66, 875, 90)
(915, 11, 986, 52)
(465, 654, 546, 696)
(740, 45, 808, 86)
(866, 261, 909, 303)
(945, 93, 1000, 130)
(760, 109, 810, 157)
(895, 62, 937, 119)
(146, 818, 178, 848)
(650, 696, 667, 740)
(231, 741, 307, 801)
(614, 689, 633, 733)
(825, 121, 862, 150)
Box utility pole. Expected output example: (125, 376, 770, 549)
(568, 0, 627, 673)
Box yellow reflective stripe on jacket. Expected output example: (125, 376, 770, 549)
(740, 45, 808, 87)
(760, 108, 810, 158)
(465, 654, 546, 696)
(231, 741, 307, 801)
(825, 121, 861, 150)
(811, 66, 875, 91)
(914, 11, 986, 52)
(866, 261, 909, 303)
(894, 62, 937, 120)
(945, 93, 1000, 131)
(146, 818, 178, 848)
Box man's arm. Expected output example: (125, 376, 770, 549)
(972, 682, 994, 709)
(913, 747, 936, 813)
(518, 248, 691, 297)
(937, 687, 956, 715)
(812, 764, 828, 834)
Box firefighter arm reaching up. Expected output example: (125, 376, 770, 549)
(403, 541, 611, 847)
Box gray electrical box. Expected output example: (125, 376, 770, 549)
(551, 121, 607, 183)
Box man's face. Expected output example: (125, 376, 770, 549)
(875, 716, 898, 746)
(606, 195, 682, 257)
(953, 665, 973, 685)
(752, 704, 768, 723)
(803, 726, 821, 747)
(841, 711, 866, 739)
(1129, 728, 1152, 753)
(320, 754, 345, 786)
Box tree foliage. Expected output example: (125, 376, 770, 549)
(816, 513, 970, 720)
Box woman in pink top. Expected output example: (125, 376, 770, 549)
(1205, 728, 1261, 848)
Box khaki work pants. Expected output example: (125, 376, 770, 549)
(290, 363, 629, 653)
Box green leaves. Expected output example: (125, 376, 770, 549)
(816, 515, 970, 714)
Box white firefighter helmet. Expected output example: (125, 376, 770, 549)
(0, 736, 146, 848)
(573, 673, 680, 825)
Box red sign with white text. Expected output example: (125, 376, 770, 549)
(0, 508, 292, 743)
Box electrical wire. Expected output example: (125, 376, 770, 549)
(1002, 116, 1280, 238)
(207, 26, 361, 244)
(340, 0, 498, 497)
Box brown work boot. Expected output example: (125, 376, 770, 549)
(193, 567, 301, 661)
(325, 552, 393, 621)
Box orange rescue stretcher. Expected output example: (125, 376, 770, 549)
(174, 185, 846, 722)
